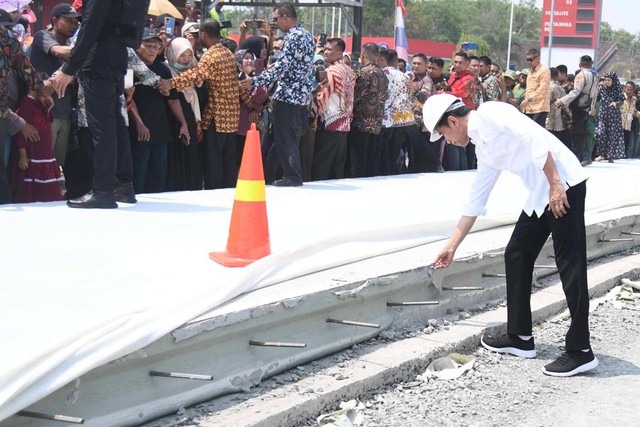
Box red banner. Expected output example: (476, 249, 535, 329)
(540, 0, 602, 49)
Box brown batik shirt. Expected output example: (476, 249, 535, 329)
(351, 62, 388, 135)
(170, 43, 253, 133)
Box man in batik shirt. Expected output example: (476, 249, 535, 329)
(246, 2, 315, 187)
(311, 38, 355, 181)
(478, 56, 501, 103)
(379, 48, 414, 175)
(347, 42, 388, 178)
(169, 20, 254, 189)
(406, 52, 442, 172)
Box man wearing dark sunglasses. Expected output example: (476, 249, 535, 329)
(520, 48, 550, 128)
(242, 2, 315, 187)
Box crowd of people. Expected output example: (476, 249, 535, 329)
(0, 1, 637, 207)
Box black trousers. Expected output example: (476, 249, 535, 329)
(377, 127, 394, 176)
(272, 100, 306, 184)
(623, 130, 631, 156)
(203, 123, 237, 189)
(465, 142, 476, 169)
(386, 126, 407, 175)
(299, 126, 315, 182)
(81, 34, 132, 193)
(63, 127, 94, 199)
(442, 143, 467, 171)
(505, 181, 589, 351)
(0, 144, 10, 204)
(526, 112, 548, 128)
(312, 130, 347, 181)
(404, 124, 442, 173)
(131, 142, 168, 194)
(550, 129, 572, 151)
(348, 129, 377, 178)
(570, 109, 590, 162)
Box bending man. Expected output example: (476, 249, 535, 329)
(426, 94, 596, 377)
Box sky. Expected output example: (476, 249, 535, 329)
(535, 0, 636, 33)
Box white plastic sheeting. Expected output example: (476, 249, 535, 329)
(1, 161, 640, 422)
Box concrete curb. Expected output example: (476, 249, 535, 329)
(196, 253, 640, 427)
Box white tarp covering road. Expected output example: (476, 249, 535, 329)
(1, 161, 640, 422)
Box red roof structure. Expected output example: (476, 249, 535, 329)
(345, 37, 456, 59)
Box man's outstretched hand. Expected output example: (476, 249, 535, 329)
(433, 246, 456, 270)
(50, 72, 74, 98)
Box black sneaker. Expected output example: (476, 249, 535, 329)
(481, 333, 536, 358)
(543, 349, 598, 377)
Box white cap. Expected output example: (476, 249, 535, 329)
(423, 94, 466, 142)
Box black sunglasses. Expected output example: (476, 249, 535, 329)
(526, 56, 539, 62)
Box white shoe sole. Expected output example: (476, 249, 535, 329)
(543, 356, 599, 377)
(481, 336, 537, 358)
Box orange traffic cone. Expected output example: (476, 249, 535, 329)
(210, 123, 271, 267)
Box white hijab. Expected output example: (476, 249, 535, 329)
(165, 37, 201, 123)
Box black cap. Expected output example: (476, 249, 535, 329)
(51, 3, 81, 19)
(141, 27, 161, 41)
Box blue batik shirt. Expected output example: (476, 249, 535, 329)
(252, 24, 315, 105)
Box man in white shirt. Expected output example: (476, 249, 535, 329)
(425, 94, 597, 377)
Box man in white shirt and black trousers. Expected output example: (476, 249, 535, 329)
(426, 94, 597, 377)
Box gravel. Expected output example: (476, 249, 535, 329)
(303, 285, 640, 427)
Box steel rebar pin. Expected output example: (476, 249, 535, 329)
(17, 411, 84, 424)
(326, 318, 380, 328)
(149, 370, 214, 381)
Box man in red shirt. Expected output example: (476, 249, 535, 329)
(447, 51, 476, 109)
(447, 51, 478, 169)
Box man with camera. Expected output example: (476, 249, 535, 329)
(554, 55, 598, 166)
(242, 2, 315, 187)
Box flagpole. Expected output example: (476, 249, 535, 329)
(548, 0, 556, 66)
(507, 0, 515, 69)
(331, 6, 335, 37)
(394, 0, 398, 52)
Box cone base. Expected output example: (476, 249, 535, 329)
(209, 251, 264, 268)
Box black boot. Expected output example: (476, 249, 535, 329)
(67, 191, 117, 209)
(115, 182, 137, 204)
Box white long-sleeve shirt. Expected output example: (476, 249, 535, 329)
(463, 101, 588, 218)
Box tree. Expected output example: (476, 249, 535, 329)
(363, 0, 394, 37)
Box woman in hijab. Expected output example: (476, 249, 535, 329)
(235, 49, 268, 169)
(594, 71, 626, 162)
(240, 35, 267, 74)
(164, 37, 203, 190)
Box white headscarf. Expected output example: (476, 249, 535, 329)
(165, 37, 201, 123)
